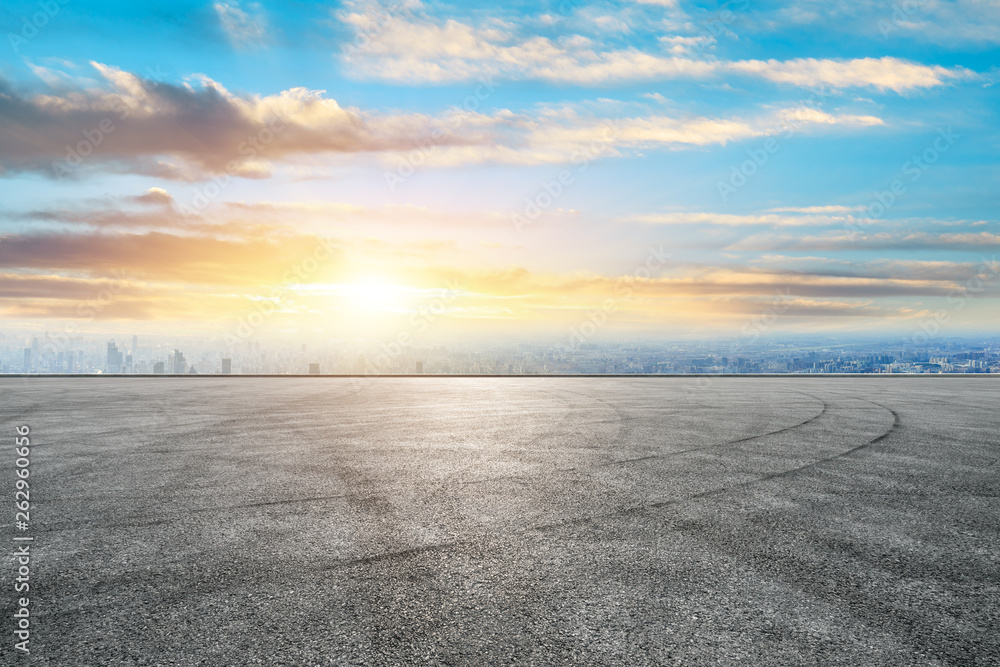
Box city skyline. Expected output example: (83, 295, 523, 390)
(5, 329, 999, 376)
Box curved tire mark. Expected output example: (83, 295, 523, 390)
(532, 393, 899, 531)
(603, 390, 828, 467)
(690, 397, 899, 499)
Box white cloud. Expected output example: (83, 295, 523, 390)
(337, 11, 974, 92)
(379, 104, 886, 168)
(659, 35, 715, 55)
(766, 0, 1000, 46)
(0, 62, 888, 178)
(767, 205, 866, 214)
(630, 211, 856, 227)
(728, 57, 969, 93)
(774, 107, 883, 127)
(728, 230, 1000, 252)
(214, 1, 269, 48)
(592, 15, 632, 33)
(0, 62, 497, 178)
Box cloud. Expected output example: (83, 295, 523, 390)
(751, 257, 1000, 283)
(773, 107, 883, 127)
(338, 10, 973, 91)
(0, 272, 226, 322)
(134, 187, 173, 204)
(660, 35, 715, 56)
(728, 230, 1000, 252)
(5, 192, 516, 240)
(214, 1, 269, 48)
(727, 57, 969, 93)
(0, 231, 341, 285)
(763, 0, 1000, 46)
(0, 63, 498, 180)
(1, 223, 994, 328)
(0, 299, 159, 322)
(387, 104, 885, 168)
(767, 205, 865, 214)
(631, 210, 860, 227)
(0, 273, 140, 300)
(0, 64, 888, 178)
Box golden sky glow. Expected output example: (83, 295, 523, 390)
(1, 0, 998, 343)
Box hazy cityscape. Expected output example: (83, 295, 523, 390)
(3, 331, 998, 376)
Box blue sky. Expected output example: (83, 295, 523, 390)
(0, 0, 998, 341)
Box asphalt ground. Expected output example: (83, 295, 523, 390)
(1, 377, 998, 665)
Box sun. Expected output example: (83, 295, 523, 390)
(286, 277, 439, 332)
(340, 278, 406, 311)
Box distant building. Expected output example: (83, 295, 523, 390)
(416, 361, 423, 374)
(107, 341, 123, 373)
(23, 348, 30, 372)
(153, 361, 164, 374)
(172, 349, 186, 375)
(308, 363, 320, 375)
(221, 358, 232, 375)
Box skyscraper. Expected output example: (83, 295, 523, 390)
(107, 341, 123, 373)
(172, 349, 186, 375)
(221, 358, 232, 375)
(23, 348, 31, 372)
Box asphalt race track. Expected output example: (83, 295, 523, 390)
(1, 377, 998, 665)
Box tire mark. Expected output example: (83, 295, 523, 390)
(528, 380, 645, 453)
(532, 383, 631, 448)
(34, 494, 352, 533)
(457, 475, 530, 486)
(31, 519, 173, 532)
(512, 385, 592, 451)
(326, 542, 457, 569)
(531, 395, 898, 532)
(454, 389, 826, 481)
(23, 385, 900, 574)
(690, 398, 898, 500)
(45, 394, 897, 573)
(600, 391, 828, 467)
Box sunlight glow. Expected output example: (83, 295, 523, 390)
(289, 279, 434, 314)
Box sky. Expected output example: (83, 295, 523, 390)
(0, 0, 998, 346)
